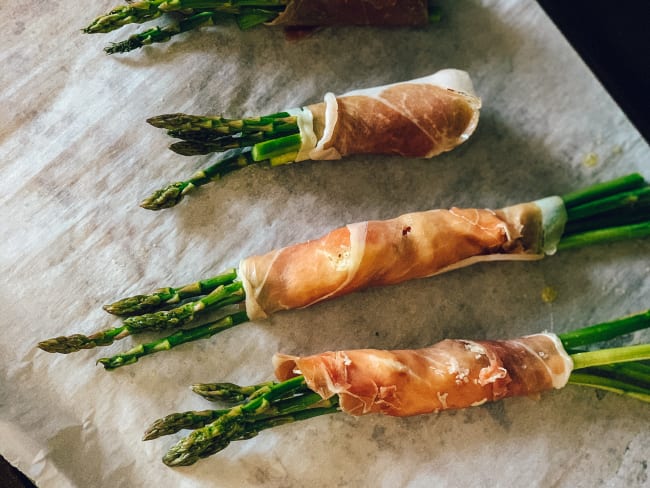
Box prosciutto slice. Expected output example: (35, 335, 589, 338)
(273, 333, 574, 416)
(270, 0, 430, 27)
(289, 69, 481, 161)
(238, 197, 567, 320)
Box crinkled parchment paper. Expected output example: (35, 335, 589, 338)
(1, 1, 648, 486)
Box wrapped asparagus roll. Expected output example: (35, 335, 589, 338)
(85, 0, 438, 54)
(273, 333, 573, 416)
(144, 309, 650, 466)
(239, 197, 563, 320)
(37, 174, 650, 368)
(142, 69, 481, 209)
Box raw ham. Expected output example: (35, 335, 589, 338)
(273, 333, 574, 416)
(239, 197, 567, 320)
(269, 0, 430, 27)
(293, 69, 481, 161)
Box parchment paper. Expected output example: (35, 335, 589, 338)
(1, 1, 648, 486)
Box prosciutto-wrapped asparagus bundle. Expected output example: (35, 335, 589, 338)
(141, 68, 480, 209)
(85, 0, 437, 54)
(143, 309, 650, 466)
(273, 333, 573, 416)
(37, 174, 650, 368)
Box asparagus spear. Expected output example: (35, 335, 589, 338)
(147, 112, 299, 142)
(145, 309, 650, 466)
(104, 268, 238, 316)
(98, 311, 249, 369)
(191, 381, 276, 402)
(36, 175, 650, 367)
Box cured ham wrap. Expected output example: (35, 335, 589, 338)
(37, 173, 650, 369)
(142, 309, 650, 466)
(141, 68, 481, 209)
(239, 197, 564, 320)
(273, 333, 573, 416)
(269, 0, 430, 27)
(85, 0, 435, 54)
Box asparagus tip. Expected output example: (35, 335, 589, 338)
(105, 38, 145, 55)
(140, 182, 193, 210)
(38, 334, 100, 354)
(103, 291, 169, 316)
(97, 354, 137, 370)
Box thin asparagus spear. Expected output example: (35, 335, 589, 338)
(104, 267, 238, 316)
(567, 373, 650, 402)
(169, 133, 268, 156)
(147, 112, 298, 140)
(561, 173, 646, 208)
(570, 344, 650, 371)
(105, 11, 228, 55)
(98, 311, 249, 369)
(565, 186, 650, 222)
(143, 409, 227, 440)
(557, 221, 650, 251)
(558, 309, 650, 349)
(191, 381, 275, 403)
(571, 363, 650, 392)
(140, 147, 257, 210)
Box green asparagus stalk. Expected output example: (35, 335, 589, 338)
(147, 112, 299, 141)
(140, 133, 301, 210)
(140, 148, 258, 210)
(143, 409, 228, 440)
(191, 381, 275, 403)
(98, 310, 249, 369)
(104, 11, 229, 55)
(145, 309, 650, 466)
(103, 268, 238, 316)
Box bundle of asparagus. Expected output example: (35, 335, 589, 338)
(37, 174, 650, 369)
(85, 0, 438, 54)
(141, 68, 481, 209)
(144, 309, 650, 466)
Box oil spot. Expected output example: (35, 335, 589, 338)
(541, 285, 558, 303)
(582, 152, 599, 167)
